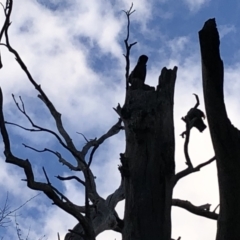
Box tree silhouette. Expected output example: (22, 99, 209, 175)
(0, 1, 236, 240)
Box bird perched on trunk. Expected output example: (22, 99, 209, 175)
(128, 55, 148, 89)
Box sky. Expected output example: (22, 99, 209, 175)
(0, 0, 240, 239)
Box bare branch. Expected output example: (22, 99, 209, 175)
(106, 179, 125, 210)
(56, 152, 80, 171)
(213, 204, 220, 213)
(0, 193, 39, 234)
(76, 132, 89, 143)
(0, 0, 12, 42)
(42, 167, 51, 185)
(3, 4, 80, 160)
(6, 121, 41, 132)
(0, 88, 10, 153)
(0, 88, 95, 237)
(0, 3, 123, 238)
(88, 145, 99, 168)
(0, 193, 12, 227)
(22, 144, 81, 172)
(88, 119, 123, 167)
(183, 126, 193, 168)
(9, 95, 87, 167)
(174, 156, 216, 185)
(81, 138, 97, 157)
(0, 0, 11, 70)
(57, 175, 85, 186)
(14, 214, 23, 240)
(123, 3, 137, 90)
(79, 118, 123, 167)
(10, 95, 74, 152)
(0, 3, 5, 13)
(23, 144, 57, 155)
(5, 193, 40, 217)
(172, 198, 218, 220)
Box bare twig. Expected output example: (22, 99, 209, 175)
(88, 145, 99, 168)
(6, 121, 41, 132)
(42, 167, 51, 185)
(10, 95, 77, 156)
(88, 119, 123, 167)
(25, 225, 31, 240)
(174, 156, 216, 185)
(0, 0, 12, 42)
(0, 2, 124, 238)
(6, 193, 40, 216)
(56, 175, 85, 186)
(183, 125, 193, 168)
(2, 2, 81, 166)
(22, 144, 81, 171)
(8, 95, 88, 169)
(213, 204, 220, 213)
(76, 132, 89, 143)
(14, 214, 23, 240)
(23, 144, 57, 155)
(0, 88, 94, 237)
(123, 3, 137, 90)
(80, 118, 123, 167)
(81, 138, 97, 157)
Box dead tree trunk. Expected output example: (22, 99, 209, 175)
(119, 67, 177, 240)
(199, 19, 240, 240)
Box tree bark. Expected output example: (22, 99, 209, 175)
(121, 67, 177, 240)
(199, 19, 240, 240)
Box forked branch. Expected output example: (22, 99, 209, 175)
(174, 156, 216, 185)
(1, 1, 78, 156)
(0, 88, 95, 239)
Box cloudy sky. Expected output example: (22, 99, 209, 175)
(0, 0, 239, 239)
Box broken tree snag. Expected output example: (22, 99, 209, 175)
(199, 19, 240, 240)
(157, 66, 178, 100)
(122, 67, 177, 240)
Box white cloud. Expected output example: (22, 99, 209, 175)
(168, 36, 190, 56)
(218, 24, 236, 39)
(183, 0, 210, 12)
(0, 1, 240, 240)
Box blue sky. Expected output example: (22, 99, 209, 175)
(0, 0, 239, 239)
